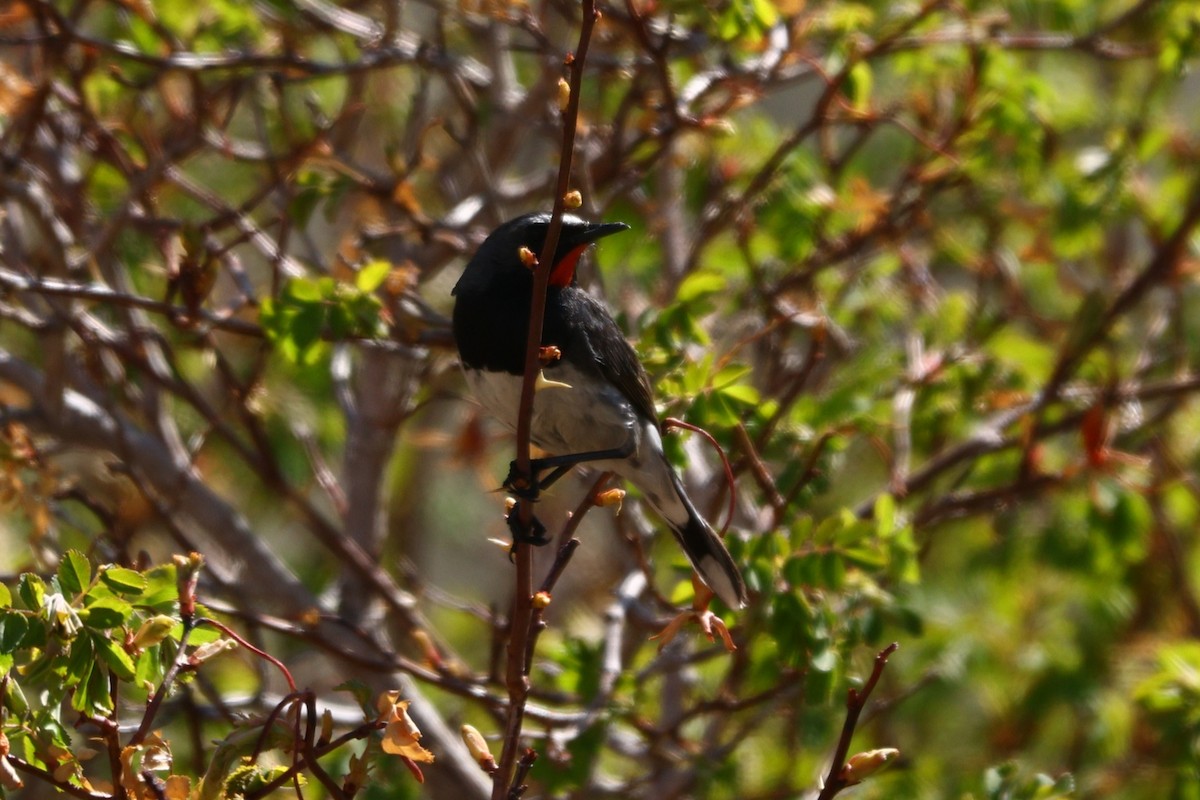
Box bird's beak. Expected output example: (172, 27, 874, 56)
(549, 221, 630, 287)
(577, 221, 630, 244)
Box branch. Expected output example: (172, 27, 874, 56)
(493, 4, 599, 798)
(816, 642, 899, 800)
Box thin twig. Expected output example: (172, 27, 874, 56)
(493, 3, 599, 797)
(815, 642, 900, 800)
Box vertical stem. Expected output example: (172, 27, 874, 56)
(492, 3, 599, 797)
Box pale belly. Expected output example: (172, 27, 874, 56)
(464, 362, 638, 455)
(463, 363, 688, 525)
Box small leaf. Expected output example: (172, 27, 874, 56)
(17, 574, 45, 611)
(94, 634, 137, 681)
(0, 611, 29, 654)
(66, 633, 96, 688)
(82, 597, 133, 629)
(720, 383, 761, 406)
(0, 583, 10, 608)
(846, 62, 873, 113)
(58, 550, 91, 596)
(100, 567, 148, 595)
(355, 260, 391, 292)
(676, 272, 726, 304)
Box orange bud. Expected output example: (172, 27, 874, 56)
(539, 345, 562, 362)
(532, 591, 552, 609)
(563, 190, 582, 209)
(594, 488, 626, 509)
(518, 246, 538, 268)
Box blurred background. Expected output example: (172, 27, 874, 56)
(1, 0, 1199, 797)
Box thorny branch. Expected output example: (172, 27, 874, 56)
(495, 3, 600, 797)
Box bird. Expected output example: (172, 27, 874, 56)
(451, 212, 747, 608)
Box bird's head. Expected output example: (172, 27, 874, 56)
(452, 213, 629, 295)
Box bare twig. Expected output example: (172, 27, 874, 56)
(493, 3, 600, 797)
(816, 643, 900, 800)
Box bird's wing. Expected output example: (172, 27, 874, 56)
(557, 289, 659, 426)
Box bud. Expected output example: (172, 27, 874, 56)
(563, 190, 582, 209)
(703, 118, 736, 137)
(518, 246, 538, 268)
(841, 748, 900, 784)
(532, 591, 552, 609)
(188, 638, 237, 666)
(460, 725, 497, 774)
(557, 78, 571, 111)
(594, 488, 626, 509)
(44, 594, 81, 638)
(131, 615, 177, 649)
(319, 709, 334, 745)
(539, 345, 562, 362)
(412, 629, 443, 669)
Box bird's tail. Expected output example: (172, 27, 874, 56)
(665, 472, 747, 609)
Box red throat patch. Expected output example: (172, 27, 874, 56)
(549, 244, 587, 287)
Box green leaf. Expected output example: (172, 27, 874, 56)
(719, 383, 761, 406)
(58, 550, 91, 596)
(846, 62, 873, 113)
(83, 654, 113, 713)
(0, 582, 10, 608)
(18, 574, 45, 611)
(0, 611, 29, 654)
(820, 552, 846, 590)
(100, 567, 148, 595)
(287, 277, 324, 303)
(874, 493, 896, 537)
(675, 272, 726, 304)
(355, 260, 391, 292)
(66, 633, 96, 689)
(94, 634, 137, 681)
(291, 303, 327, 365)
(139, 564, 180, 611)
(841, 547, 887, 570)
(82, 597, 133, 629)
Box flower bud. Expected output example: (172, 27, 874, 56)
(131, 615, 177, 649)
(594, 488, 626, 509)
(532, 591, 552, 609)
(460, 724, 497, 774)
(841, 748, 900, 783)
(563, 190, 582, 209)
(557, 78, 571, 111)
(518, 246, 538, 268)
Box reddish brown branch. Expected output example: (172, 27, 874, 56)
(493, 3, 600, 797)
(816, 642, 899, 800)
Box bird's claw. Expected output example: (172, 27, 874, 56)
(502, 460, 541, 501)
(505, 508, 549, 560)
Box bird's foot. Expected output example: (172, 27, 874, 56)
(502, 460, 541, 501)
(505, 507, 550, 560)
